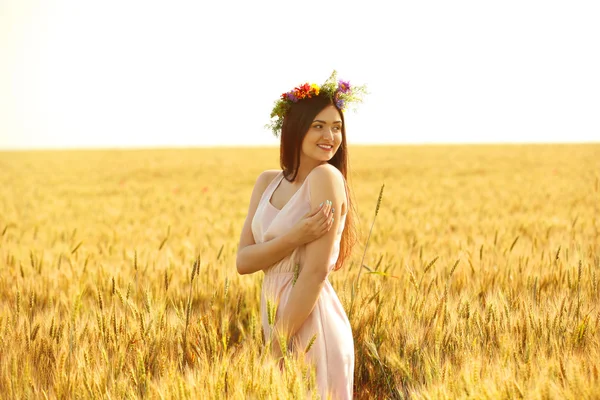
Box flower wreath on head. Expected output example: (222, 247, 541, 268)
(267, 70, 367, 137)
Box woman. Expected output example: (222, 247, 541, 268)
(236, 72, 365, 399)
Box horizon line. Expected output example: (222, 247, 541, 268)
(1, 141, 599, 153)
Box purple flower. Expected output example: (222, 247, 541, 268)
(286, 92, 298, 102)
(337, 80, 351, 93)
(335, 98, 345, 109)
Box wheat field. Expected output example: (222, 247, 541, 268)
(0, 144, 599, 399)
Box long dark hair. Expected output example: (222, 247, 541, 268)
(279, 94, 357, 271)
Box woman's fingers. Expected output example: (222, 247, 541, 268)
(320, 201, 332, 222)
(306, 201, 326, 218)
(327, 202, 336, 229)
(318, 202, 334, 233)
(304, 200, 335, 239)
(310, 201, 327, 222)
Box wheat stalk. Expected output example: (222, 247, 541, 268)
(182, 255, 200, 369)
(350, 184, 384, 317)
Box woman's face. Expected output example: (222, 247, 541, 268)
(300, 105, 343, 165)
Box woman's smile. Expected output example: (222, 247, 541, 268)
(317, 144, 333, 151)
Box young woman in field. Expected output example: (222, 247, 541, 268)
(236, 72, 365, 399)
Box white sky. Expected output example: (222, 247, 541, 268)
(1, 0, 599, 150)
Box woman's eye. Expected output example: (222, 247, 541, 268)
(313, 125, 322, 129)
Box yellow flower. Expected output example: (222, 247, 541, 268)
(311, 83, 320, 95)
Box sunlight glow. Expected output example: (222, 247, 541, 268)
(1, 0, 599, 150)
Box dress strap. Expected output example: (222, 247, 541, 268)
(264, 171, 285, 202)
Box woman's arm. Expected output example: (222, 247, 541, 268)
(236, 170, 296, 275)
(272, 164, 345, 342)
(236, 171, 333, 275)
(237, 235, 302, 275)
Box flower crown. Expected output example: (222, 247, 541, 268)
(267, 70, 367, 137)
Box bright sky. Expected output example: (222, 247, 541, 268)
(1, 0, 598, 150)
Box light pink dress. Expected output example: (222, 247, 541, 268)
(251, 170, 354, 400)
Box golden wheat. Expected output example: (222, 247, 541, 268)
(0, 144, 598, 399)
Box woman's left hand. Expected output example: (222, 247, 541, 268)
(285, 201, 334, 246)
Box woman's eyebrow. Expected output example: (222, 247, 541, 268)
(312, 119, 343, 124)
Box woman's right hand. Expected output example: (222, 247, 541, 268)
(287, 200, 334, 246)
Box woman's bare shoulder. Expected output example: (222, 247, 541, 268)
(307, 164, 346, 194)
(257, 169, 281, 184)
(253, 169, 281, 193)
(308, 164, 344, 183)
